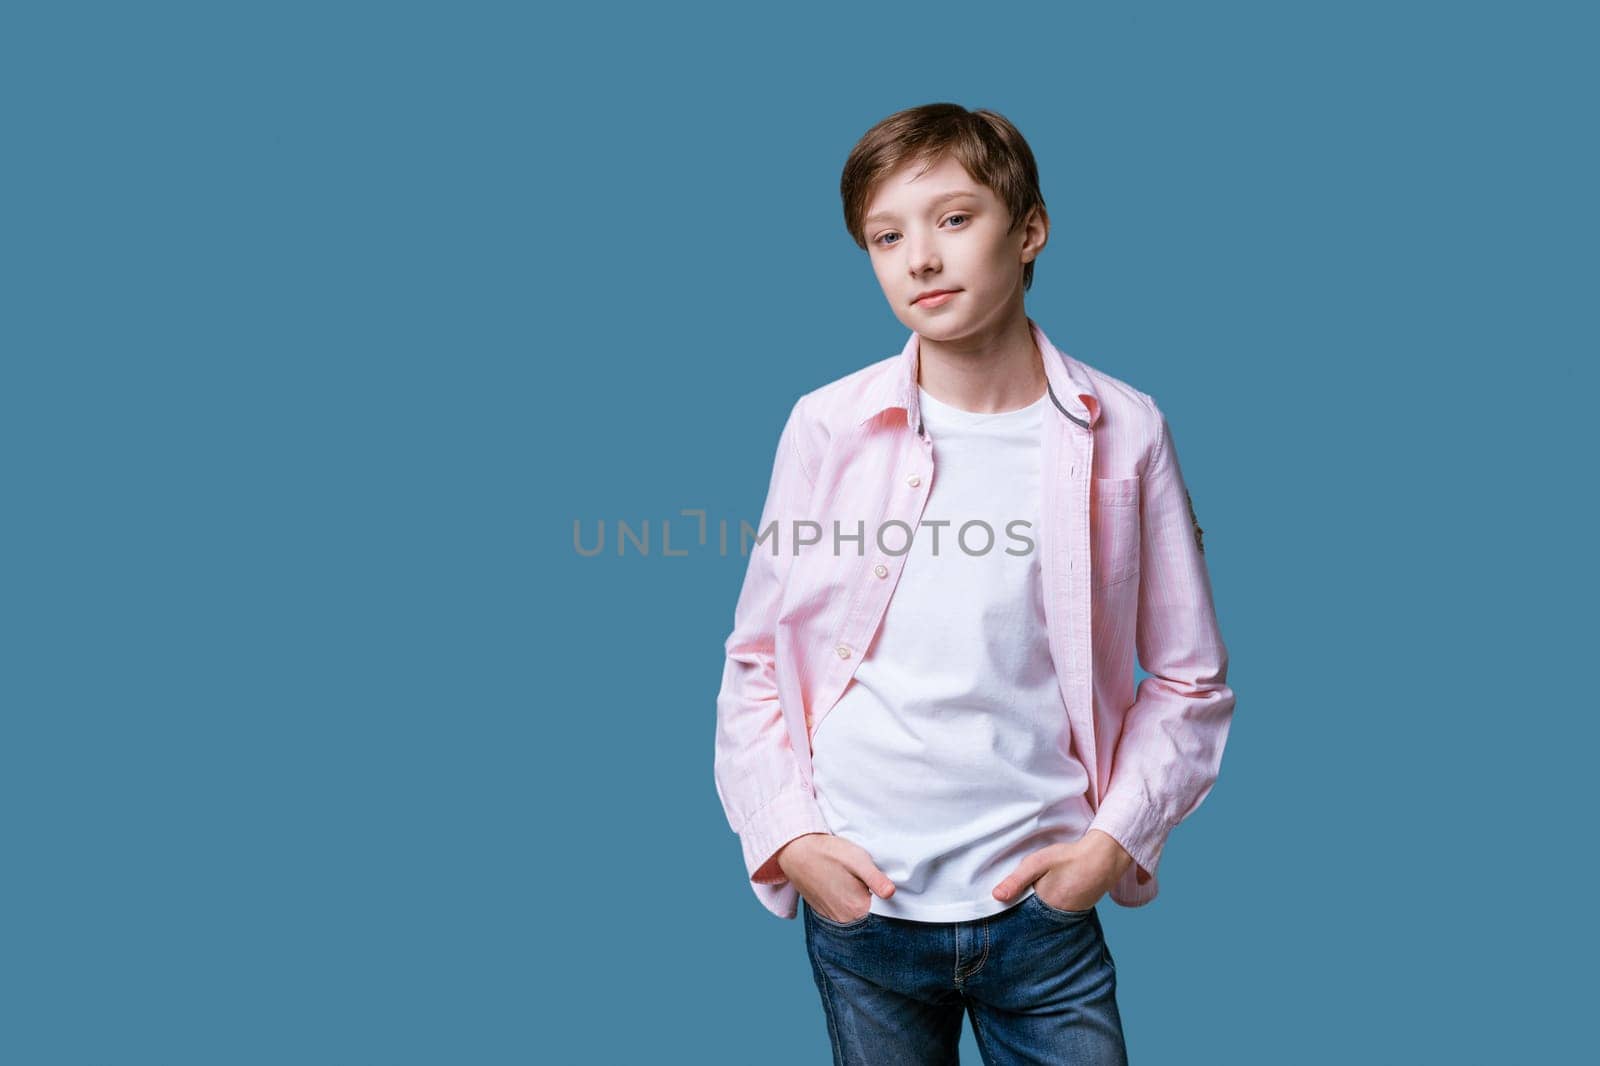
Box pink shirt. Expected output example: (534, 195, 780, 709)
(712, 317, 1235, 919)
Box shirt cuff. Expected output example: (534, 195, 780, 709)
(740, 786, 832, 884)
(1087, 789, 1170, 886)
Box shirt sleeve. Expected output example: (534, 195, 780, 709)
(712, 396, 831, 911)
(1087, 406, 1236, 896)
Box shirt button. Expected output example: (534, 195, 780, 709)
(836, 644, 852, 659)
(873, 563, 888, 578)
(906, 474, 921, 487)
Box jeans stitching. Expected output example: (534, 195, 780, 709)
(967, 999, 1000, 1064)
(811, 908, 872, 931)
(805, 914, 847, 1064)
(952, 921, 962, 988)
(1030, 892, 1094, 920)
(816, 966, 846, 1064)
(964, 920, 992, 981)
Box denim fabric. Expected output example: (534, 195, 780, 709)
(803, 893, 1127, 1065)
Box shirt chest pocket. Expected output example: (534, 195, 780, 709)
(1090, 476, 1142, 590)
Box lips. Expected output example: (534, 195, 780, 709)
(913, 289, 960, 305)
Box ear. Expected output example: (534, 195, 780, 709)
(1021, 204, 1049, 262)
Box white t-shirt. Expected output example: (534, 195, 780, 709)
(810, 384, 1096, 922)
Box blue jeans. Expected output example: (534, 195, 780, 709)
(802, 893, 1128, 1065)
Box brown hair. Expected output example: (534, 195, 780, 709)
(840, 103, 1047, 290)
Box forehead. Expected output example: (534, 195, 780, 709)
(863, 155, 992, 222)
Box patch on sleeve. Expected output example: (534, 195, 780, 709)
(1185, 490, 1205, 554)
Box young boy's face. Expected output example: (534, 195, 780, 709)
(861, 153, 1045, 342)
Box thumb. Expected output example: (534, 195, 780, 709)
(847, 854, 896, 898)
(993, 852, 1047, 901)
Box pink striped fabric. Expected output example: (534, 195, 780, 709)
(713, 317, 1235, 919)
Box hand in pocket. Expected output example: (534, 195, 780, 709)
(777, 833, 896, 924)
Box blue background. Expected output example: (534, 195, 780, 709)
(4, 1, 1593, 1061)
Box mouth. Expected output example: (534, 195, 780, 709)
(913, 289, 960, 307)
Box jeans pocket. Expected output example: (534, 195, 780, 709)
(1027, 890, 1095, 922)
(804, 898, 873, 930)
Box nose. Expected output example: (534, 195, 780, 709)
(905, 233, 940, 277)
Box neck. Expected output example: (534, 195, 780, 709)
(916, 312, 1046, 414)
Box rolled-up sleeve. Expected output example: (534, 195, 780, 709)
(713, 397, 831, 915)
(1088, 407, 1235, 900)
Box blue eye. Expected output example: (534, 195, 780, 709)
(871, 213, 970, 248)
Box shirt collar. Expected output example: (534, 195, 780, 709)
(853, 316, 1101, 434)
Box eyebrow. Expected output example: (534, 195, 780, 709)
(863, 189, 983, 228)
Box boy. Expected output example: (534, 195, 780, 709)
(713, 103, 1235, 1064)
